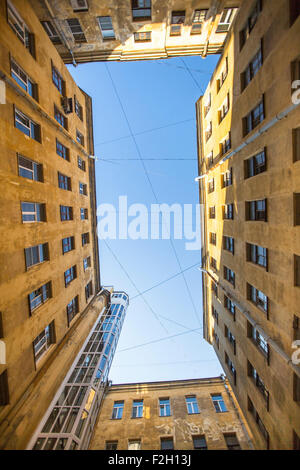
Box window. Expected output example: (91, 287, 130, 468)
(52, 65, 65, 95)
(248, 396, 269, 447)
(293, 430, 300, 450)
(29, 282, 52, 313)
(246, 199, 267, 221)
(60, 205, 73, 221)
(112, 401, 124, 419)
(74, 96, 83, 120)
(220, 134, 231, 155)
(293, 373, 300, 402)
(170, 11, 185, 36)
(58, 172, 71, 191)
(208, 178, 214, 193)
(209, 206, 215, 219)
(240, 1, 262, 49)
(212, 306, 218, 324)
(293, 315, 300, 340)
(56, 140, 70, 161)
(210, 257, 217, 271)
(134, 31, 151, 42)
(225, 325, 236, 354)
(224, 433, 241, 450)
(67, 18, 86, 43)
(245, 149, 266, 178)
(204, 93, 211, 116)
(295, 255, 300, 286)
(98, 16, 115, 40)
(62, 236, 75, 254)
(241, 43, 263, 90)
(159, 398, 170, 417)
(213, 329, 219, 348)
(83, 256, 91, 271)
(64, 266, 77, 287)
(128, 440, 141, 450)
(211, 281, 218, 298)
(0, 370, 9, 406)
(18, 154, 43, 181)
(21, 202, 46, 223)
(7, 1, 35, 56)
(290, 0, 300, 25)
(224, 295, 235, 318)
(41, 21, 61, 44)
(160, 437, 173, 450)
(78, 156, 86, 171)
(76, 130, 84, 146)
(223, 203, 234, 220)
(191, 10, 208, 34)
(132, 400, 143, 418)
(248, 323, 269, 358)
(79, 182, 87, 195)
(224, 267, 235, 287)
(82, 232, 90, 246)
(132, 0, 151, 21)
(85, 281, 93, 301)
(54, 106, 67, 130)
(216, 8, 237, 33)
(11, 58, 37, 100)
(222, 168, 232, 187)
(243, 97, 265, 135)
(217, 57, 228, 91)
(192, 435, 207, 450)
(219, 93, 230, 122)
(186, 396, 199, 414)
(106, 441, 118, 450)
(206, 151, 213, 166)
(14, 108, 41, 142)
(211, 394, 227, 413)
(67, 296, 79, 325)
(80, 208, 88, 220)
(223, 236, 234, 254)
(293, 128, 300, 162)
(246, 243, 267, 269)
(247, 361, 269, 406)
(247, 283, 268, 313)
(205, 121, 212, 142)
(33, 322, 55, 363)
(210, 232, 217, 245)
(25, 243, 49, 269)
(225, 352, 236, 383)
(71, 0, 89, 12)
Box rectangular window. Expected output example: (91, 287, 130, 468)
(80, 208, 88, 220)
(211, 394, 227, 413)
(14, 108, 41, 142)
(112, 401, 124, 419)
(208, 178, 215, 193)
(220, 134, 231, 155)
(246, 199, 267, 221)
(21, 202, 46, 223)
(205, 121, 212, 142)
(248, 323, 269, 358)
(132, 0, 151, 21)
(106, 441, 118, 450)
(67, 296, 79, 325)
(64, 265, 77, 287)
(60, 205, 73, 221)
(128, 440, 141, 450)
(98, 16, 115, 40)
(213, 329, 219, 348)
(211, 281, 218, 298)
(78, 156, 86, 171)
(243, 97, 265, 136)
(11, 58, 37, 100)
(170, 11, 185, 36)
(0, 370, 9, 406)
(72, 0, 89, 12)
(186, 396, 199, 414)
(132, 400, 143, 418)
(246, 243, 267, 269)
(54, 106, 68, 130)
(224, 295, 236, 318)
(241, 43, 263, 90)
(217, 57, 228, 91)
(240, 1, 262, 49)
(209, 206, 215, 219)
(52, 65, 65, 95)
(293, 128, 300, 162)
(204, 94, 211, 117)
(293, 373, 300, 402)
(74, 96, 83, 120)
(210, 257, 217, 271)
(79, 182, 87, 195)
(134, 31, 151, 42)
(248, 396, 269, 447)
(160, 437, 173, 450)
(225, 352, 236, 383)
(295, 255, 300, 286)
(33, 321, 55, 363)
(245, 149, 266, 178)
(7, 1, 35, 57)
(56, 139, 70, 161)
(82, 232, 90, 246)
(67, 18, 86, 43)
(41, 21, 61, 44)
(29, 282, 52, 313)
(191, 9, 207, 34)
(224, 433, 241, 450)
(293, 315, 300, 340)
(76, 130, 84, 146)
(210, 232, 216, 245)
(223, 236, 234, 254)
(219, 93, 230, 122)
(216, 8, 237, 33)
(58, 172, 71, 191)
(247, 361, 269, 406)
(225, 325, 236, 354)
(224, 266, 235, 287)
(222, 168, 232, 187)
(159, 398, 171, 417)
(294, 194, 300, 226)
(247, 283, 268, 313)
(62, 236, 75, 254)
(83, 256, 91, 271)
(223, 203, 234, 220)
(192, 435, 207, 450)
(25, 243, 49, 269)
(85, 281, 93, 301)
(212, 306, 218, 324)
(18, 154, 43, 181)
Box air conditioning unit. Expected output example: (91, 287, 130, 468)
(71, 0, 89, 12)
(61, 97, 73, 114)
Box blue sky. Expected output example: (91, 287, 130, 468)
(67, 55, 224, 384)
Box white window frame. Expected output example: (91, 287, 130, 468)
(11, 58, 35, 97)
(7, 1, 30, 45)
(21, 202, 45, 223)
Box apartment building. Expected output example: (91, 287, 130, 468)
(89, 376, 253, 450)
(0, 0, 128, 450)
(29, 0, 240, 64)
(196, 0, 300, 450)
